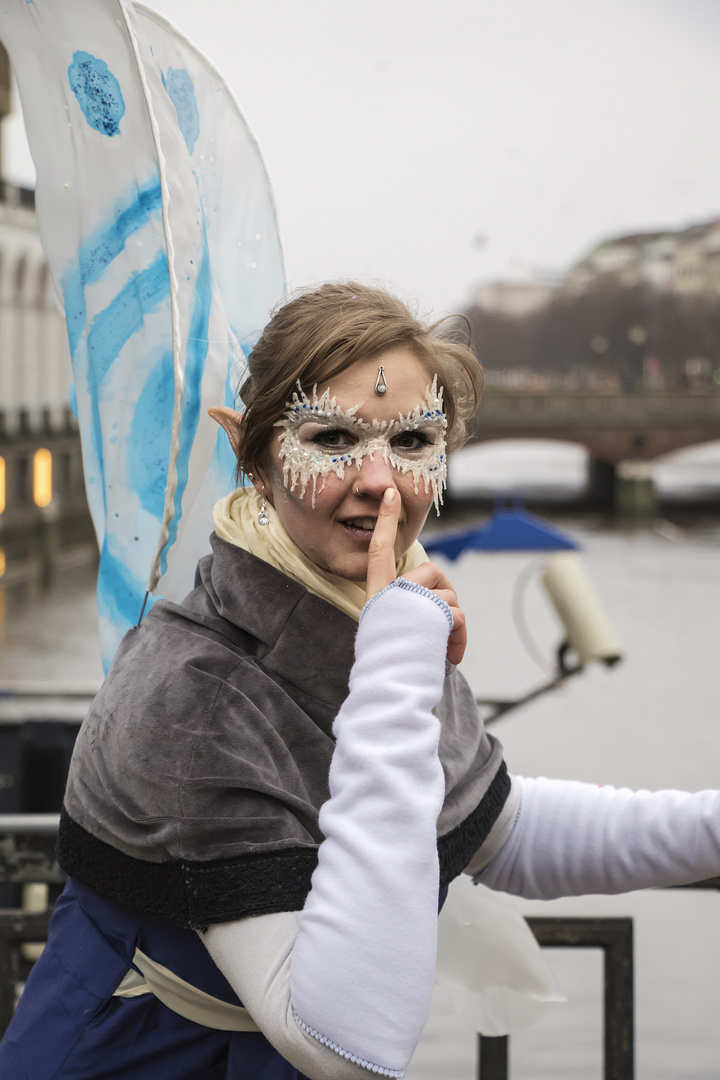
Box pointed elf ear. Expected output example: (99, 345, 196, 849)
(208, 406, 244, 458)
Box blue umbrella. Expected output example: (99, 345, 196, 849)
(424, 502, 580, 561)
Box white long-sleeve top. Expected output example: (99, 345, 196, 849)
(202, 580, 720, 1079)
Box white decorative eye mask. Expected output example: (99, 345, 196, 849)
(275, 375, 448, 512)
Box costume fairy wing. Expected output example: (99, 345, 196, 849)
(0, 0, 285, 670)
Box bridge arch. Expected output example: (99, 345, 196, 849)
(470, 389, 720, 463)
(653, 439, 720, 498)
(451, 430, 720, 510)
(449, 437, 588, 498)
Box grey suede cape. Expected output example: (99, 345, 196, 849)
(59, 535, 511, 930)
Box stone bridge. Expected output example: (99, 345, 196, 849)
(466, 389, 720, 513)
(470, 389, 720, 461)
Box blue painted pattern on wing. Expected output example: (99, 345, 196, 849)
(85, 251, 171, 511)
(61, 177, 163, 358)
(67, 51, 125, 137)
(128, 350, 175, 515)
(162, 68, 200, 155)
(86, 251, 170, 385)
(97, 541, 156, 671)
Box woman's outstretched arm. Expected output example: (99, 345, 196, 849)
(471, 774, 720, 898)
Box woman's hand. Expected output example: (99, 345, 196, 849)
(401, 561, 467, 666)
(365, 488, 467, 665)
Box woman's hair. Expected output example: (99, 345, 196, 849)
(236, 281, 483, 474)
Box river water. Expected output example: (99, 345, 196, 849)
(2, 442, 720, 1078)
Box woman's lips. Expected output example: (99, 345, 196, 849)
(340, 516, 377, 540)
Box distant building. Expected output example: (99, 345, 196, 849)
(0, 46, 90, 557)
(471, 281, 555, 317)
(0, 185, 73, 435)
(673, 219, 720, 295)
(564, 217, 720, 297)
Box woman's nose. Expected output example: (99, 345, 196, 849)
(355, 452, 397, 499)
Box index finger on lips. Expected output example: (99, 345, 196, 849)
(365, 488, 400, 601)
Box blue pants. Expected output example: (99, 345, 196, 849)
(0, 879, 311, 1080)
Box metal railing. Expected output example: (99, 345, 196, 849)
(0, 816, 63, 1034)
(479, 917, 634, 1080)
(0, 909, 51, 1034)
(1, 816, 719, 1077)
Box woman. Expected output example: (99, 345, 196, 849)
(2, 282, 719, 1080)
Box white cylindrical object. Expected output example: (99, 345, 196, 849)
(20, 882, 49, 963)
(541, 552, 622, 667)
(22, 882, 49, 913)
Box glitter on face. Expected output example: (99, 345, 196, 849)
(275, 376, 448, 512)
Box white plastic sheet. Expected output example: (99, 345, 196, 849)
(407, 877, 565, 1078)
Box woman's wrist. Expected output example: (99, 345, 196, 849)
(352, 577, 452, 721)
(360, 576, 454, 630)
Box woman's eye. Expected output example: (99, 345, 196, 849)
(391, 431, 432, 452)
(311, 428, 356, 450)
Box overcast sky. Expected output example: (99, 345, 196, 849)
(4, 0, 720, 318)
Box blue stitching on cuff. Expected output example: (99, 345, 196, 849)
(293, 1010, 406, 1077)
(360, 578, 453, 629)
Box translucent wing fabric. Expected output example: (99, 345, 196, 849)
(0, 0, 285, 669)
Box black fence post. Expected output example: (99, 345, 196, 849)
(478, 1034, 508, 1080)
(527, 917, 634, 1080)
(603, 919, 634, 1080)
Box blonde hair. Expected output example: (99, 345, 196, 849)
(237, 281, 482, 474)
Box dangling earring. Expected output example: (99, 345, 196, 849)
(258, 485, 269, 527)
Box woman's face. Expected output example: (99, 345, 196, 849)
(259, 347, 445, 582)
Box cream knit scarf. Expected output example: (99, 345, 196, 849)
(213, 487, 428, 622)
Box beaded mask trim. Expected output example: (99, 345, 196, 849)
(275, 376, 447, 512)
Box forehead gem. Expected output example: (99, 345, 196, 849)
(375, 365, 388, 396)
